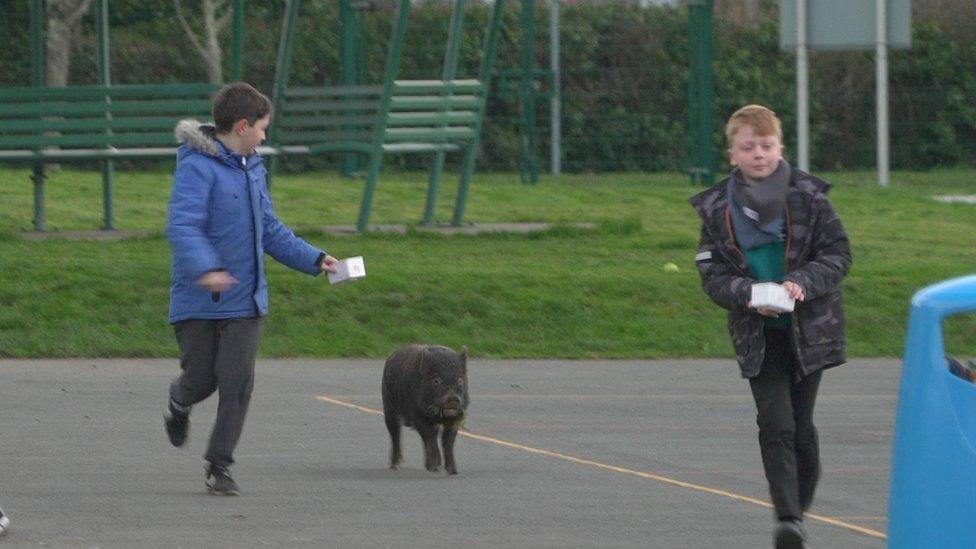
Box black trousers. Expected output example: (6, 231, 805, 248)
(748, 328, 823, 521)
(170, 317, 264, 468)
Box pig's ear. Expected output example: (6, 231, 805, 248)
(460, 346, 469, 368)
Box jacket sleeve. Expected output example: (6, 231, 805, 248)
(167, 159, 221, 280)
(783, 199, 852, 301)
(259, 187, 325, 276)
(695, 225, 754, 311)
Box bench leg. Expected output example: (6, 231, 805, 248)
(30, 163, 46, 232)
(102, 160, 115, 230)
(451, 145, 478, 226)
(422, 151, 447, 225)
(357, 152, 384, 233)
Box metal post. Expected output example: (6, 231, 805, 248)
(519, 0, 539, 184)
(687, 0, 715, 186)
(796, 0, 809, 172)
(549, 0, 561, 176)
(339, 0, 358, 177)
(700, 1, 714, 185)
(422, 0, 467, 225)
(230, 0, 245, 81)
(876, 0, 889, 187)
(97, 0, 115, 230)
(267, 0, 302, 187)
(357, 0, 411, 232)
(30, 0, 46, 231)
(452, 0, 507, 226)
(688, 3, 699, 184)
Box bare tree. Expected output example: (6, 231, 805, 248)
(46, 0, 95, 87)
(714, 0, 773, 28)
(173, 0, 233, 84)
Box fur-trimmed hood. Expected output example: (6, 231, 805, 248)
(173, 119, 263, 170)
(174, 119, 219, 156)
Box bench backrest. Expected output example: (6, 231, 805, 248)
(271, 79, 487, 155)
(0, 83, 218, 158)
(273, 84, 383, 154)
(384, 79, 485, 145)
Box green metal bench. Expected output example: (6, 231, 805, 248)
(266, 0, 506, 232)
(0, 83, 219, 231)
(262, 78, 492, 231)
(268, 80, 488, 156)
(3, 0, 504, 234)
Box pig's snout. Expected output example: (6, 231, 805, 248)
(439, 394, 463, 418)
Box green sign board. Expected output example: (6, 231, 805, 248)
(780, 0, 911, 51)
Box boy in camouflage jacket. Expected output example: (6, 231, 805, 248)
(690, 105, 851, 549)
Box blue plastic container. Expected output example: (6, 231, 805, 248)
(889, 275, 976, 548)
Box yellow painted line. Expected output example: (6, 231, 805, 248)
(315, 394, 886, 541)
(318, 393, 894, 401)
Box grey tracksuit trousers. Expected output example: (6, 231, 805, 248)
(170, 317, 264, 468)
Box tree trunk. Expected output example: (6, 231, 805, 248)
(174, 0, 232, 85)
(203, 0, 224, 84)
(46, 0, 94, 87)
(715, 0, 766, 28)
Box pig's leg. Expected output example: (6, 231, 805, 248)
(416, 421, 442, 472)
(385, 413, 403, 469)
(442, 426, 459, 475)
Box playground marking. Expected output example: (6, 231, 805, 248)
(315, 394, 886, 541)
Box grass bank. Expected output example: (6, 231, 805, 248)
(0, 168, 973, 358)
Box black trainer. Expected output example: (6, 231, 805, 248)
(774, 519, 808, 549)
(164, 398, 190, 447)
(0, 506, 10, 537)
(205, 463, 240, 496)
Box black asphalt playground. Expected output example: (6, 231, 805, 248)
(0, 357, 896, 548)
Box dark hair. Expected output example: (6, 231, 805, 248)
(212, 82, 272, 133)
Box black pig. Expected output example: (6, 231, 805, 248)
(382, 345, 469, 474)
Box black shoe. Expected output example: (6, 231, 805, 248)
(774, 519, 808, 549)
(164, 399, 190, 447)
(205, 463, 240, 496)
(0, 507, 10, 537)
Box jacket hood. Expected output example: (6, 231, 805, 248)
(174, 119, 219, 157)
(173, 119, 264, 170)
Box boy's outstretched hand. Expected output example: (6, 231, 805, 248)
(197, 270, 238, 292)
(320, 255, 339, 274)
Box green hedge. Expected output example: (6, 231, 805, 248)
(1, 1, 974, 172)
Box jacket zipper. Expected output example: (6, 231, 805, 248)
(784, 200, 808, 379)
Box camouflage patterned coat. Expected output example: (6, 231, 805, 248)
(689, 168, 852, 379)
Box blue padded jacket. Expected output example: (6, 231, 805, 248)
(167, 120, 325, 324)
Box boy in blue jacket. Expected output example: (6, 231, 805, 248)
(164, 83, 338, 496)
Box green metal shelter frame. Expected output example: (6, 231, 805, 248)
(263, 0, 506, 232)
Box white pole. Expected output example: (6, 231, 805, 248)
(876, 0, 890, 187)
(796, 0, 809, 172)
(550, 0, 561, 175)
